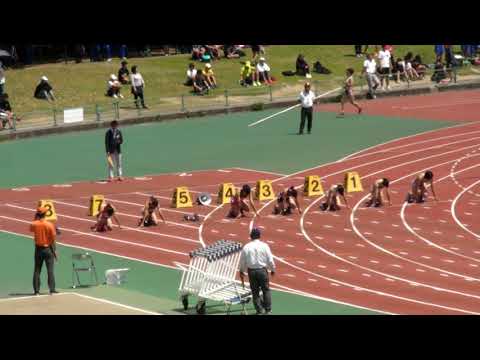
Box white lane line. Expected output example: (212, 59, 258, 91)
(315, 236, 324, 240)
(444, 259, 455, 263)
(452, 179, 480, 239)
(276, 229, 285, 233)
(211, 229, 219, 234)
(283, 274, 296, 278)
(286, 244, 295, 248)
(306, 248, 315, 252)
(338, 269, 349, 273)
(0, 216, 188, 256)
(267, 241, 275, 244)
(297, 261, 306, 265)
(416, 269, 426, 273)
(307, 278, 318, 282)
(344, 228, 352, 232)
(370, 260, 379, 264)
(336, 240, 344, 244)
(384, 235, 393, 239)
(5, 203, 200, 244)
(317, 265, 327, 269)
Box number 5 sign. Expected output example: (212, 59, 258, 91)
(344, 172, 363, 193)
(172, 187, 193, 208)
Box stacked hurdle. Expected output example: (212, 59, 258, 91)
(175, 240, 252, 315)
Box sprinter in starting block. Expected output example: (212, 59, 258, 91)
(91, 202, 122, 232)
(320, 184, 349, 211)
(227, 184, 259, 218)
(365, 178, 391, 207)
(273, 186, 302, 215)
(405, 170, 438, 203)
(138, 196, 166, 227)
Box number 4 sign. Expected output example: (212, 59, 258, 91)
(344, 172, 363, 193)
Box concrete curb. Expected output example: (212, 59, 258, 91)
(2, 79, 480, 143)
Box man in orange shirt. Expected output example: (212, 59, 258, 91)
(30, 207, 58, 295)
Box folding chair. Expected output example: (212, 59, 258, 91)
(71, 253, 99, 288)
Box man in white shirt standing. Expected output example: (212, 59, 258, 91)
(362, 53, 380, 99)
(298, 82, 316, 135)
(239, 228, 276, 315)
(0, 61, 5, 96)
(377, 45, 392, 91)
(130, 65, 148, 109)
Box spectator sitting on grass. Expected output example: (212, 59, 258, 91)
(0, 93, 17, 130)
(240, 61, 258, 87)
(205, 45, 221, 60)
(34, 76, 56, 102)
(185, 63, 197, 86)
(192, 45, 203, 60)
(118, 60, 130, 85)
(296, 54, 312, 78)
(193, 69, 209, 95)
(394, 57, 406, 83)
(431, 57, 447, 83)
(202, 63, 217, 89)
(223, 45, 241, 59)
(106, 74, 123, 99)
(412, 55, 427, 80)
(404, 53, 419, 81)
(256, 57, 273, 85)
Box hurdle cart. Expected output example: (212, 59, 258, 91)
(175, 240, 252, 315)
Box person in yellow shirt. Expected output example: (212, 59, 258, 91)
(202, 63, 217, 89)
(30, 207, 58, 295)
(240, 60, 258, 87)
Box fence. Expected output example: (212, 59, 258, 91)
(4, 64, 479, 134)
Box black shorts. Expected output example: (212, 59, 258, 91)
(379, 67, 391, 75)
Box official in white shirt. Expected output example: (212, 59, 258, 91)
(130, 65, 148, 109)
(298, 82, 316, 135)
(362, 53, 380, 99)
(377, 45, 392, 90)
(239, 228, 276, 314)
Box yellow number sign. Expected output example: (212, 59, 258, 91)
(344, 172, 363, 193)
(256, 180, 275, 201)
(172, 187, 193, 208)
(89, 195, 105, 216)
(38, 200, 57, 221)
(304, 176, 324, 197)
(217, 183, 236, 204)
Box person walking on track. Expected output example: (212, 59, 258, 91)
(298, 82, 316, 135)
(105, 120, 124, 182)
(30, 207, 58, 295)
(239, 228, 276, 314)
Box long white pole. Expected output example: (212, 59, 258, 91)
(247, 87, 342, 128)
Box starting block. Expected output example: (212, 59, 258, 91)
(38, 200, 57, 221)
(89, 195, 105, 216)
(344, 172, 363, 193)
(172, 187, 193, 208)
(304, 175, 324, 197)
(217, 183, 237, 204)
(256, 180, 275, 201)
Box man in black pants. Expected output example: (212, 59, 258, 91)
(105, 120, 124, 181)
(239, 228, 276, 314)
(298, 82, 316, 135)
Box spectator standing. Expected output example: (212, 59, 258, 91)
(202, 63, 217, 89)
(431, 58, 447, 83)
(256, 57, 272, 85)
(30, 207, 58, 295)
(298, 82, 316, 135)
(239, 228, 276, 315)
(105, 120, 124, 182)
(0, 61, 5, 95)
(118, 60, 130, 85)
(185, 63, 197, 86)
(444, 45, 455, 81)
(378, 45, 392, 90)
(296, 54, 312, 78)
(354, 45, 363, 57)
(34, 76, 56, 102)
(106, 74, 123, 99)
(130, 65, 148, 109)
(434, 45, 445, 61)
(362, 53, 380, 99)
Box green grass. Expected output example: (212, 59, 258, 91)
(5, 45, 465, 114)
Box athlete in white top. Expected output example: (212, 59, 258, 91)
(378, 45, 392, 90)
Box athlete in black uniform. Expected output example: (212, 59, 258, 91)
(273, 186, 302, 215)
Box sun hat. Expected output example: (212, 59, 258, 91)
(205, 63, 212, 68)
(41, 76, 48, 81)
(110, 74, 117, 80)
(259, 57, 266, 61)
(36, 207, 48, 215)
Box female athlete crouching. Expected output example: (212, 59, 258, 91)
(273, 186, 302, 215)
(406, 170, 438, 203)
(227, 184, 259, 218)
(320, 184, 349, 211)
(365, 178, 391, 207)
(138, 196, 166, 227)
(91, 203, 122, 232)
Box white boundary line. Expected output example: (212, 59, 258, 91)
(232, 167, 287, 177)
(451, 179, 480, 239)
(69, 292, 160, 315)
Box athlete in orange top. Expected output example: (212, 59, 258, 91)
(30, 207, 58, 295)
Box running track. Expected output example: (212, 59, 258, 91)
(1, 90, 480, 314)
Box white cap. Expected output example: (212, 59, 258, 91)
(205, 63, 212, 68)
(41, 76, 48, 81)
(259, 57, 266, 61)
(110, 74, 117, 80)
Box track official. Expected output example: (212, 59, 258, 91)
(30, 207, 58, 295)
(298, 82, 316, 135)
(105, 120, 124, 182)
(239, 228, 276, 314)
